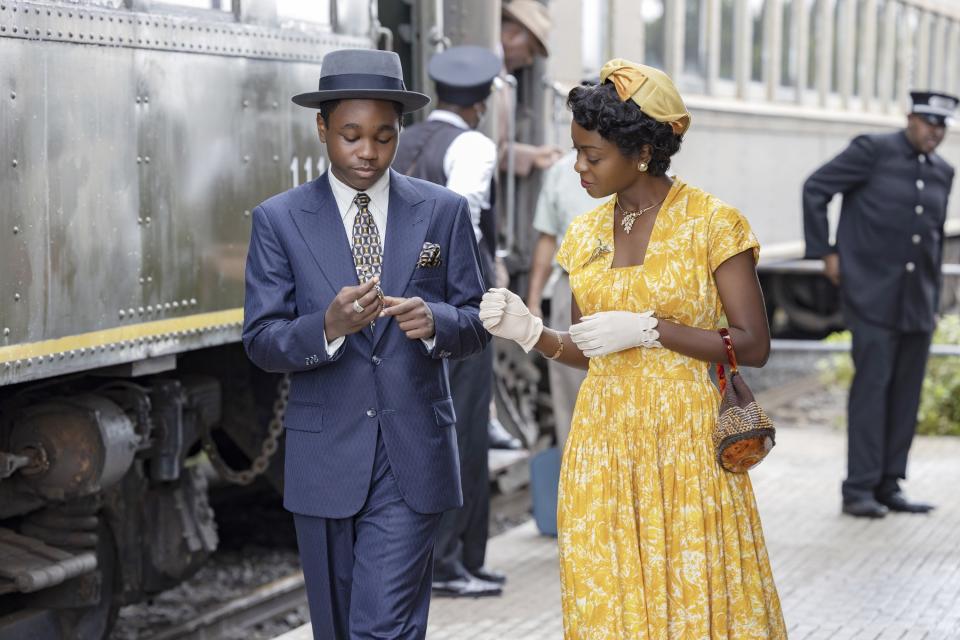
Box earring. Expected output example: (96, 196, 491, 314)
(637, 161, 649, 172)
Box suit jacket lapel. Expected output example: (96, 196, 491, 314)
(374, 170, 433, 348)
(290, 172, 360, 297)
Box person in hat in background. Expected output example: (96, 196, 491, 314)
(394, 45, 507, 598)
(803, 90, 958, 519)
(242, 49, 489, 639)
(480, 58, 785, 637)
(498, 0, 564, 175)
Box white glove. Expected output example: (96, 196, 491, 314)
(479, 288, 544, 352)
(569, 310, 661, 358)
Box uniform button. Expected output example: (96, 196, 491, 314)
(905, 262, 916, 272)
(366, 409, 377, 418)
(912, 234, 921, 245)
(916, 179, 925, 190)
(372, 355, 382, 365)
(919, 154, 927, 163)
(915, 205, 924, 214)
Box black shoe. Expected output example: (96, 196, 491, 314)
(468, 567, 506, 584)
(488, 418, 522, 450)
(842, 498, 889, 518)
(432, 577, 502, 598)
(876, 492, 935, 514)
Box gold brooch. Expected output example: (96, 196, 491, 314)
(582, 238, 612, 267)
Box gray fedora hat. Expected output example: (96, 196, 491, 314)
(292, 49, 430, 113)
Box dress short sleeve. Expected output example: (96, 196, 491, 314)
(708, 205, 760, 272)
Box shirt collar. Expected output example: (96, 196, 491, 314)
(327, 168, 391, 220)
(427, 109, 470, 131)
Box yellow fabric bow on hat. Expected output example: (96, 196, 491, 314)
(599, 58, 691, 136)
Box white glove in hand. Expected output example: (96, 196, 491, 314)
(479, 288, 544, 352)
(569, 310, 661, 358)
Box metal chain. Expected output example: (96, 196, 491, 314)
(202, 374, 289, 486)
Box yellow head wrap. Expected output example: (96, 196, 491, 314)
(599, 58, 691, 136)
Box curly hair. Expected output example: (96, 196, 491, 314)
(567, 82, 682, 177)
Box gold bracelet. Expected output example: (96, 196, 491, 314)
(544, 329, 564, 360)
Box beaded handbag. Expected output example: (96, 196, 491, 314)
(713, 328, 776, 473)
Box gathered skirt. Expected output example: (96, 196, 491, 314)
(557, 374, 787, 639)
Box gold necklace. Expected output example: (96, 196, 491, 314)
(616, 195, 666, 234)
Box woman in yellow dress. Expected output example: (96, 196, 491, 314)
(480, 59, 786, 639)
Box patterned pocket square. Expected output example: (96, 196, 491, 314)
(417, 242, 442, 268)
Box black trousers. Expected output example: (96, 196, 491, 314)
(843, 313, 933, 502)
(433, 342, 493, 581)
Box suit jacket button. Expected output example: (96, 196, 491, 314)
(372, 356, 382, 365)
(905, 262, 916, 273)
(366, 409, 377, 418)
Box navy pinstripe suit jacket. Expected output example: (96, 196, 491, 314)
(242, 169, 489, 518)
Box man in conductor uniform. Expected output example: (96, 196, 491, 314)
(393, 46, 505, 598)
(803, 91, 957, 519)
(243, 49, 488, 638)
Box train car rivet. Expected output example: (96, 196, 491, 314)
(3, 327, 9, 336)
(3, 363, 9, 370)
(128, 308, 135, 316)
(243, 155, 250, 163)
(144, 156, 150, 164)
(13, 226, 19, 234)
(147, 276, 153, 283)
(139, 277, 145, 284)
(172, 301, 179, 308)
(11, 159, 17, 168)
(144, 97, 149, 104)
(190, 298, 197, 306)
(13, 293, 20, 301)
(180, 299, 188, 307)
(136, 156, 142, 164)
(164, 302, 171, 310)
(242, 99, 249, 108)
(138, 307, 145, 314)
(119, 310, 125, 318)
(145, 217, 151, 224)
(243, 210, 250, 217)
(9, 92, 14, 100)
(146, 305, 153, 312)
(273, 155, 279, 162)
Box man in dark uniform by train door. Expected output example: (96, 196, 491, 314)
(394, 45, 505, 597)
(803, 91, 957, 519)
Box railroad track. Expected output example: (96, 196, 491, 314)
(141, 573, 306, 640)
(134, 373, 824, 640)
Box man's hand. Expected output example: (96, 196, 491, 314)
(381, 296, 435, 340)
(823, 253, 840, 286)
(533, 145, 564, 171)
(324, 277, 383, 341)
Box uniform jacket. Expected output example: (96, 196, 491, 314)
(803, 131, 955, 332)
(242, 169, 489, 518)
(394, 118, 498, 287)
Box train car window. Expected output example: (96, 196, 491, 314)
(750, 0, 766, 83)
(806, 0, 819, 90)
(718, 0, 736, 80)
(151, 0, 233, 10)
(277, 0, 331, 25)
(829, 0, 841, 93)
(682, 0, 707, 91)
(333, 0, 371, 36)
(643, 0, 666, 71)
(581, 0, 609, 78)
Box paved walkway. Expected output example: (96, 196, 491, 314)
(277, 422, 960, 640)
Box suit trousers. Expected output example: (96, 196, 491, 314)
(433, 342, 493, 581)
(842, 312, 933, 502)
(294, 429, 441, 640)
(548, 273, 587, 449)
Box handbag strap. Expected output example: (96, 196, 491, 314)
(716, 328, 739, 394)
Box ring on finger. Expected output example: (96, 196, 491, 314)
(352, 299, 365, 314)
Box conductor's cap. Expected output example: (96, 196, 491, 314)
(910, 90, 958, 127)
(429, 46, 501, 107)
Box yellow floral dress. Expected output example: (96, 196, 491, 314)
(555, 178, 786, 639)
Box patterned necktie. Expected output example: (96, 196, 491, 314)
(351, 192, 383, 283)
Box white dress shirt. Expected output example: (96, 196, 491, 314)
(427, 109, 497, 242)
(323, 169, 434, 354)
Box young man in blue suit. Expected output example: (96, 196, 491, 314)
(242, 49, 489, 640)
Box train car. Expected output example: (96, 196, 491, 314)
(0, 1, 379, 637)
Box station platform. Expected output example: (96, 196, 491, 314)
(276, 423, 960, 640)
